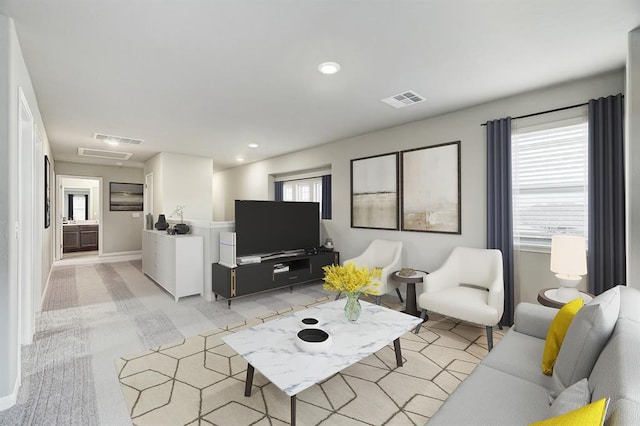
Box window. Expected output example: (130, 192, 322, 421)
(275, 171, 331, 219)
(511, 118, 588, 249)
(283, 177, 322, 203)
(72, 194, 88, 220)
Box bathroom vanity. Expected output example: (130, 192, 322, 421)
(63, 223, 99, 252)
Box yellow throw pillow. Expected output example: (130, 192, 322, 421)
(542, 298, 584, 375)
(530, 397, 609, 426)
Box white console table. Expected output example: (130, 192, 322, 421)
(142, 230, 203, 301)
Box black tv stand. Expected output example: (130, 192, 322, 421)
(212, 251, 339, 307)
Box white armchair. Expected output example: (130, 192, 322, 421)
(414, 247, 504, 351)
(340, 239, 403, 305)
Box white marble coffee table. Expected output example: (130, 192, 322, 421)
(222, 299, 422, 425)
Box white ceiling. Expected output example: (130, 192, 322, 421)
(1, 0, 639, 171)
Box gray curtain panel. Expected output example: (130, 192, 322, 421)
(274, 181, 283, 201)
(321, 174, 332, 219)
(588, 93, 626, 294)
(486, 117, 514, 326)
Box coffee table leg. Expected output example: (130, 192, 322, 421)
(291, 395, 297, 426)
(393, 338, 403, 367)
(244, 364, 255, 397)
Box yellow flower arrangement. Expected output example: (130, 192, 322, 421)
(322, 263, 382, 295)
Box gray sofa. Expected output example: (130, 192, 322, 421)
(427, 285, 640, 425)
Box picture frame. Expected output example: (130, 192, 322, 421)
(109, 182, 144, 211)
(401, 141, 461, 234)
(351, 152, 399, 230)
(44, 155, 50, 229)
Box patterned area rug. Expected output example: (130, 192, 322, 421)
(0, 259, 336, 426)
(116, 300, 503, 425)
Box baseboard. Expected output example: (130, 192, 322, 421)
(54, 251, 142, 266)
(41, 264, 54, 306)
(0, 376, 20, 411)
(99, 250, 142, 258)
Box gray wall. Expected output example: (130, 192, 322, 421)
(55, 162, 144, 254)
(0, 15, 54, 403)
(213, 70, 624, 306)
(0, 14, 15, 401)
(627, 27, 640, 290)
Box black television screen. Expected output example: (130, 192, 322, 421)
(235, 200, 320, 257)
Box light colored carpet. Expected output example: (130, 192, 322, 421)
(0, 259, 337, 426)
(116, 302, 502, 425)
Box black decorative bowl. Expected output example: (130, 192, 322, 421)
(295, 328, 332, 353)
(299, 317, 320, 328)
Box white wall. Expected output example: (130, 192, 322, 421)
(0, 15, 54, 406)
(627, 27, 640, 290)
(144, 152, 214, 222)
(213, 70, 624, 307)
(145, 153, 163, 219)
(55, 162, 144, 254)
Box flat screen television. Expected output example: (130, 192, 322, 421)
(235, 200, 320, 257)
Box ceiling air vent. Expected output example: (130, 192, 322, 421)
(381, 90, 425, 109)
(78, 147, 133, 160)
(94, 132, 143, 145)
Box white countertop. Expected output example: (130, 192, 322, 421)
(63, 221, 99, 226)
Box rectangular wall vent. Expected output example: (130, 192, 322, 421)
(78, 147, 133, 160)
(381, 90, 425, 109)
(94, 132, 143, 145)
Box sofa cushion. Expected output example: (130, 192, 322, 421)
(551, 287, 620, 399)
(618, 285, 640, 322)
(605, 398, 640, 426)
(550, 378, 590, 417)
(482, 328, 551, 388)
(513, 302, 558, 340)
(589, 318, 640, 424)
(533, 398, 609, 426)
(542, 298, 584, 375)
(427, 365, 550, 425)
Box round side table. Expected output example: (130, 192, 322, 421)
(537, 288, 594, 309)
(391, 270, 428, 317)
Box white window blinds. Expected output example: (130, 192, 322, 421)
(512, 118, 588, 249)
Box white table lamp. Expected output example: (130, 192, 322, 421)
(550, 235, 587, 302)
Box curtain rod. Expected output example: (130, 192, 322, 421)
(481, 94, 624, 127)
(480, 101, 587, 126)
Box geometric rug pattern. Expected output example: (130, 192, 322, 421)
(117, 299, 503, 425)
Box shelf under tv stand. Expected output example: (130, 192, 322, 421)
(211, 251, 339, 307)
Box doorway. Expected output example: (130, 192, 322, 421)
(56, 175, 103, 260)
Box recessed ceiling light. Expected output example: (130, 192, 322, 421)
(116, 162, 123, 166)
(248, 143, 259, 149)
(318, 61, 341, 75)
(106, 139, 119, 146)
(237, 157, 245, 162)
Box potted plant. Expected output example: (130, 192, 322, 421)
(171, 205, 190, 234)
(322, 263, 382, 322)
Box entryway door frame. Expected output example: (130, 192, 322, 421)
(56, 175, 104, 260)
(17, 87, 38, 351)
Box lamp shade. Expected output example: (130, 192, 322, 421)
(550, 235, 587, 276)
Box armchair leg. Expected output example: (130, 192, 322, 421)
(375, 296, 382, 305)
(486, 326, 494, 351)
(498, 323, 503, 330)
(335, 291, 341, 301)
(414, 309, 428, 334)
(395, 288, 404, 304)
